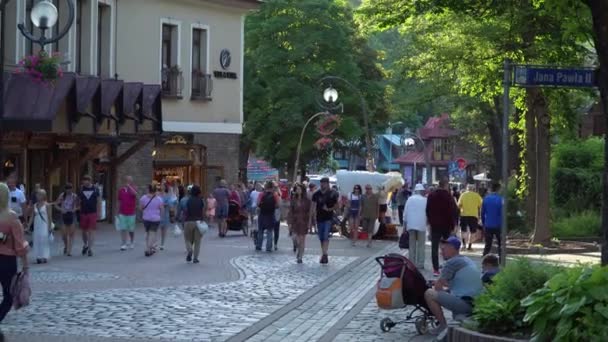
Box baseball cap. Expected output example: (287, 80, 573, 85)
(320, 177, 330, 183)
(441, 236, 461, 250)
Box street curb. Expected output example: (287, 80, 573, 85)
(226, 244, 396, 342)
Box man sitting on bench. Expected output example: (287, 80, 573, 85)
(424, 236, 483, 338)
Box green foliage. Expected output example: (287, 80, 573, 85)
(244, 0, 388, 169)
(553, 211, 601, 238)
(551, 138, 603, 212)
(522, 265, 608, 342)
(473, 258, 560, 336)
(507, 179, 529, 234)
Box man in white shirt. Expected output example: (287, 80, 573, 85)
(403, 184, 428, 269)
(248, 183, 262, 228)
(7, 176, 27, 223)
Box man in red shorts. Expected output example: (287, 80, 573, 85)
(78, 175, 101, 256)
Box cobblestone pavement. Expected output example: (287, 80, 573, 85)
(3, 253, 357, 341)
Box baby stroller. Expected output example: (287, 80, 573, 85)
(375, 253, 438, 335)
(226, 200, 248, 236)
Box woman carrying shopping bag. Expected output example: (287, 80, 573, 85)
(183, 185, 205, 264)
(0, 182, 30, 336)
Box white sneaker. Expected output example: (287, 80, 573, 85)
(120, 245, 127, 251)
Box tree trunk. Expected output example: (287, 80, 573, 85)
(529, 88, 552, 245)
(525, 89, 538, 235)
(585, 0, 608, 265)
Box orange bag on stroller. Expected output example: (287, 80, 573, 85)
(375, 257, 406, 309)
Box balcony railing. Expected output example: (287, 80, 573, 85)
(161, 66, 184, 98)
(191, 71, 213, 101)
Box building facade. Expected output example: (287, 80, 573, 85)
(114, 0, 259, 194)
(394, 114, 475, 185)
(0, 0, 258, 222)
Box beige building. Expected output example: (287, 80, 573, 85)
(0, 0, 258, 220)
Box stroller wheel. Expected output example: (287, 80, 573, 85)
(380, 318, 395, 332)
(414, 317, 428, 335)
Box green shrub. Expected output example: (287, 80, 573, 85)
(472, 258, 561, 336)
(552, 138, 603, 212)
(552, 211, 600, 238)
(522, 265, 608, 342)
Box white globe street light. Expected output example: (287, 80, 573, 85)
(323, 86, 339, 103)
(31, 0, 58, 30)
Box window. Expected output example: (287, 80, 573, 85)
(162, 24, 175, 69)
(75, 0, 82, 73)
(434, 139, 442, 153)
(191, 27, 211, 99)
(97, 3, 111, 77)
(334, 149, 345, 160)
(161, 23, 182, 97)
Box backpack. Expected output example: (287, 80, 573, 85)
(259, 192, 276, 215)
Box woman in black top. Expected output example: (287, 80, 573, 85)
(183, 185, 205, 264)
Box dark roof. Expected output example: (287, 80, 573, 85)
(418, 113, 457, 139)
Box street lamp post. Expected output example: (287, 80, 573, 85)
(318, 76, 375, 172)
(293, 111, 330, 183)
(18, 0, 75, 49)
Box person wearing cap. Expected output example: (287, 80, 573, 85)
(403, 184, 428, 269)
(458, 184, 483, 251)
(310, 177, 339, 264)
(426, 178, 458, 276)
(424, 236, 483, 338)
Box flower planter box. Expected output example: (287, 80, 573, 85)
(448, 327, 529, 342)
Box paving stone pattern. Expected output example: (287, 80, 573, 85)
(239, 245, 401, 342)
(29, 268, 119, 283)
(3, 254, 356, 341)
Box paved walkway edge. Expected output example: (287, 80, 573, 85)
(226, 245, 395, 342)
(318, 286, 376, 342)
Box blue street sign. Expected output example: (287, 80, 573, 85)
(513, 66, 597, 88)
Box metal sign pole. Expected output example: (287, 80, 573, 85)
(500, 59, 511, 266)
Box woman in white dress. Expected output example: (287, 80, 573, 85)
(27, 189, 52, 264)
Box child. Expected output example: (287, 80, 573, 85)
(481, 254, 500, 285)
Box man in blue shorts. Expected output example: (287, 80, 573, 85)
(311, 177, 338, 264)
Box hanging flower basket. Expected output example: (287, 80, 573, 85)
(316, 114, 342, 136)
(18, 51, 63, 85)
(314, 137, 333, 150)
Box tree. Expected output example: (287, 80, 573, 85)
(243, 0, 388, 175)
(582, 0, 608, 265)
(358, 0, 593, 244)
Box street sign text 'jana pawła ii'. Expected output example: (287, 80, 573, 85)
(513, 65, 597, 88)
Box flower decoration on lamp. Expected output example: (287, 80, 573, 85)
(314, 137, 333, 150)
(316, 114, 342, 136)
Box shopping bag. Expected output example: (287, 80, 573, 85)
(11, 271, 31, 310)
(196, 220, 209, 235)
(114, 216, 122, 231)
(172, 224, 183, 237)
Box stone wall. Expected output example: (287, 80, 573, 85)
(194, 133, 240, 185)
(115, 140, 154, 197)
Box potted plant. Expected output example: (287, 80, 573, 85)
(18, 51, 63, 85)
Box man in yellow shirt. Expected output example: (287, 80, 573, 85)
(458, 184, 483, 251)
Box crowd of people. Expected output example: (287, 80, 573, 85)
(0, 169, 506, 339)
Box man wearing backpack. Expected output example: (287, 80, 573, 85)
(256, 181, 280, 252)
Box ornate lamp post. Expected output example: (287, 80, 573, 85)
(318, 76, 375, 172)
(18, 0, 75, 49)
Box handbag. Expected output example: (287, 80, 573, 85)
(10, 271, 31, 310)
(196, 220, 209, 235)
(399, 230, 409, 249)
(172, 224, 183, 237)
